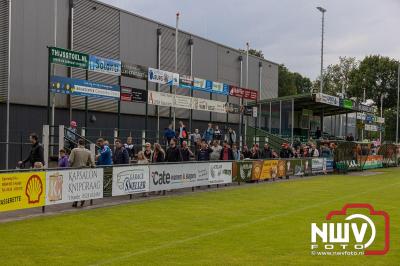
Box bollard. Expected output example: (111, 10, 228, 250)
(142, 130, 146, 151)
(42, 125, 50, 168)
(58, 125, 65, 152)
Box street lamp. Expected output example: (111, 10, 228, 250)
(316, 6, 326, 93)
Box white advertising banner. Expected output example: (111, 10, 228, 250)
(46, 168, 103, 205)
(148, 91, 227, 113)
(311, 158, 326, 174)
(112, 165, 150, 196)
(174, 94, 193, 109)
(149, 163, 209, 191)
(206, 99, 227, 114)
(148, 67, 179, 86)
(209, 162, 232, 184)
(315, 93, 340, 106)
(148, 91, 174, 107)
(365, 124, 379, 132)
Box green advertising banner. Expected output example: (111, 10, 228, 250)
(49, 47, 89, 69)
(341, 99, 354, 109)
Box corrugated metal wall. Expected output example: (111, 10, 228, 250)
(71, 0, 120, 112)
(0, 0, 8, 102)
(158, 25, 191, 119)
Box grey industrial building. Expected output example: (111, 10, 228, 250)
(0, 0, 279, 168)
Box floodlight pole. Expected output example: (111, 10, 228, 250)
(5, 0, 12, 169)
(396, 63, 400, 144)
(172, 12, 179, 132)
(317, 7, 326, 93)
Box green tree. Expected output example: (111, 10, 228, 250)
(239, 48, 264, 59)
(312, 57, 358, 96)
(278, 64, 312, 96)
(348, 55, 399, 109)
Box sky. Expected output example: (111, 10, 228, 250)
(100, 0, 400, 80)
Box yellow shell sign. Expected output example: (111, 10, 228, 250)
(0, 172, 46, 212)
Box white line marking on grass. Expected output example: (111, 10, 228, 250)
(91, 180, 400, 266)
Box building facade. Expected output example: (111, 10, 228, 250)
(0, 0, 279, 168)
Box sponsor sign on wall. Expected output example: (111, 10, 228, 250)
(340, 99, 355, 109)
(45, 169, 103, 205)
(89, 55, 121, 76)
(229, 85, 258, 100)
(0, 172, 46, 212)
(277, 160, 286, 177)
(326, 159, 334, 172)
(179, 75, 194, 89)
(312, 158, 326, 174)
(120, 86, 147, 103)
(149, 163, 209, 191)
(112, 166, 150, 196)
(260, 160, 279, 179)
(356, 102, 374, 113)
(365, 124, 379, 132)
(148, 91, 174, 107)
(121, 62, 148, 80)
(174, 94, 193, 109)
(225, 103, 241, 114)
(233, 161, 253, 182)
(49, 47, 89, 69)
(148, 68, 179, 86)
(50, 76, 120, 99)
(315, 93, 340, 106)
(209, 162, 232, 184)
(251, 160, 263, 180)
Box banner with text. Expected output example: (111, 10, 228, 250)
(45, 169, 103, 205)
(49, 47, 89, 69)
(50, 76, 120, 99)
(112, 165, 150, 196)
(121, 62, 148, 80)
(148, 68, 179, 86)
(149, 163, 209, 191)
(120, 86, 147, 103)
(229, 85, 258, 100)
(89, 55, 121, 76)
(209, 162, 232, 184)
(0, 171, 46, 212)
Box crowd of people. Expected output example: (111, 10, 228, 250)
(19, 121, 340, 170)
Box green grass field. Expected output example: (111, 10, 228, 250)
(1, 168, 399, 265)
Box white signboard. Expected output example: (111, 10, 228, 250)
(149, 163, 209, 191)
(148, 91, 174, 107)
(112, 165, 150, 196)
(315, 93, 340, 106)
(148, 67, 179, 86)
(209, 162, 232, 184)
(88, 55, 121, 76)
(311, 158, 326, 173)
(46, 168, 104, 205)
(252, 106, 258, 118)
(365, 124, 378, 132)
(206, 99, 227, 114)
(376, 117, 385, 124)
(174, 94, 193, 109)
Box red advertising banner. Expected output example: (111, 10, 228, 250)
(229, 85, 258, 100)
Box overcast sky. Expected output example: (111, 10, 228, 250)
(100, 0, 400, 80)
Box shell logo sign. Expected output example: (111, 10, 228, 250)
(0, 172, 46, 212)
(25, 175, 44, 204)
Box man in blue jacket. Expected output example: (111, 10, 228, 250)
(203, 123, 214, 144)
(96, 138, 113, 166)
(164, 124, 176, 146)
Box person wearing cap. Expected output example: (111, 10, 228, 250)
(66, 120, 78, 151)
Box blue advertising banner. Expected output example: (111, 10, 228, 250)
(50, 76, 120, 99)
(326, 159, 334, 172)
(192, 78, 229, 95)
(88, 55, 121, 76)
